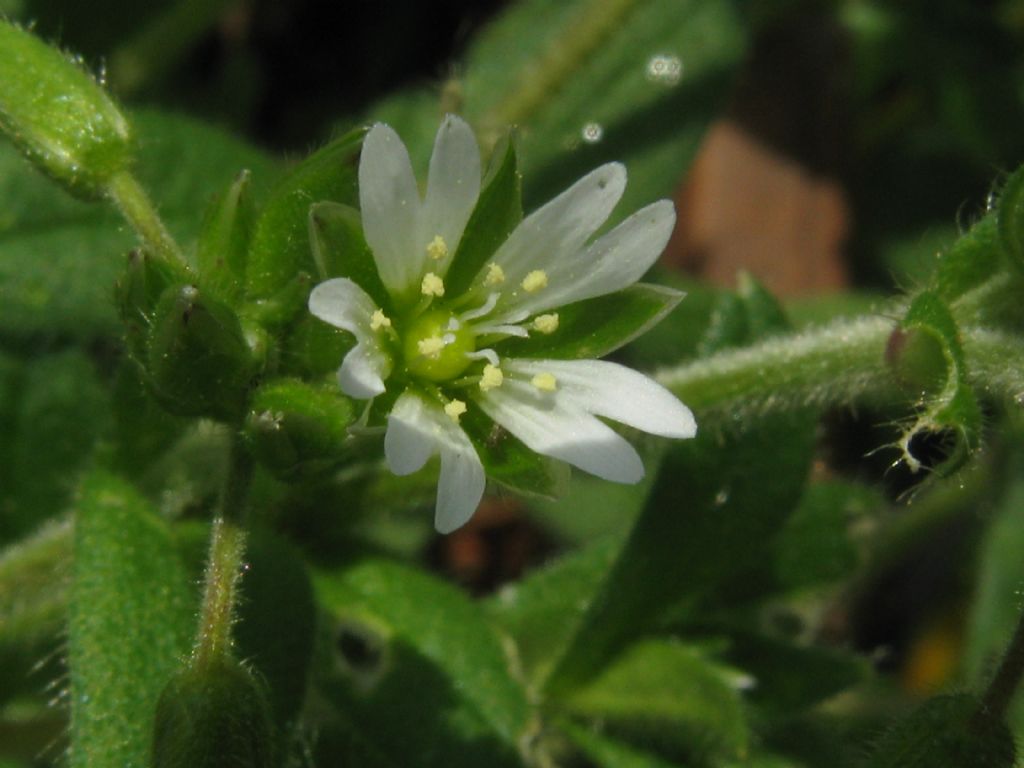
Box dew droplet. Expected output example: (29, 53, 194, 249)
(581, 121, 603, 144)
(646, 53, 683, 86)
(714, 488, 729, 506)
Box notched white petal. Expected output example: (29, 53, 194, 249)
(477, 380, 644, 484)
(309, 278, 392, 399)
(359, 122, 421, 299)
(421, 114, 481, 276)
(474, 163, 627, 309)
(508, 359, 696, 439)
(385, 391, 485, 533)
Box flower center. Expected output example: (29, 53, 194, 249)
(403, 308, 476, 382)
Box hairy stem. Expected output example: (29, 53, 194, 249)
(106, 170, 185, 266)
(654, 314, 899, 422)
(192, 436, 253, 667)
(976, 606, 1024, 724)
(481, 0, 640, 132)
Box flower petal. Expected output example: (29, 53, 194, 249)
(308, 277, 392, 398)
(476, 379, 644, 483)
(471, 163, 626, 310)
(359, 123, 421, 299)
(502, 200, 676, 318)
(420, 115, 481, 276)
(385, 391, 486, 533)
(506, 359, 697, 439)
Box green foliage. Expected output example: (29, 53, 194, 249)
(0, 20, 132, 199)
(69, 470, 194, 768)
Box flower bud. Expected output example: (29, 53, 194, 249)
(147, 285, 257, 422)
(244, 378, 356, 479)
(0, 21, 132, 199)
(152, 657, 273, 768)
(196, 170, 255, 304)
(114, 248, 192, 361)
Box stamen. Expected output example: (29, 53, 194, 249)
(370, 309, 392, 331)
(521, 270, 548, 293)
(417, 335, 445, 359)
(479, 364, 504, 392)
(531, 372, 557, 392)
(460, 292, 500, 322)
(444, 399, 467, 422)
(532, 313, 559, 334)
(421, 272, 445, 297)
(484, 263, 506, 287)
(426, 235, 448, 261)
(466, 349, 500, 367)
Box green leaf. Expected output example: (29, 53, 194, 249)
(0, 108, 279, 341)
(935, 214, 1000, 302)
(315, 558, 532, 768)
(562, 720, 683, 768)
(445, 133, 522, 297)
(997, 164, 1024, 273)
(463, 0, 747, 216)
(69, 470, 194, 768)
(488, 539, 620, 688)
(563, 639, 750, 764)
(716, 631, 868, 716)
(497, 284, 682, 360)
(308, 200, 390, 310)
(245, 127, 364, 299)
(772, 481, 876, 591)
(195, 169, 255, 304)
(2, 350, 112, 539)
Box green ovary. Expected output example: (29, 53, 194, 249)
(402, 308, 476, 382)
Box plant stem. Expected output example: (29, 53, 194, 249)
(192, 436, 253, 668)
(106, 170, 186, 266)
(480, 0, 640, 132)
(976, 606, 1024, 724)
(654, 314, 900, 422)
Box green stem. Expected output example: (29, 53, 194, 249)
(192, 436, 253, 668)
(480, 0, 641, 131)
(654, 314, 899, 423)
(976, 605, 1024, 724)
(106, 170, 186, 266)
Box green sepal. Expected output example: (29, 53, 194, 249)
(735, 271, 788, 338)
(152, 656, 274, 768)
(998, 164, 1024, 273)
(866, 694, 1014, 768)
(497, 284, 682, 360)
(309, 200, 391, 310)
(0, 21, 133, 199)
(445, 132, 522, 297)
(280, 313, 355, 379)
(196, 170, 256, 304)
(146, 285, 257, 422)
(241, 271, 314, 332)
(114, 248, 194, 361)
(698, 273, 789, 356)
(461, 403, 570, 500)
(244, 378, 357, 480)
(246, 127, 365, 299)
(894, 291, 982, 475)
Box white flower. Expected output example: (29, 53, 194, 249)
(309, 115, 696, 533)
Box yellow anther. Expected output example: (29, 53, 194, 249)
(417, 335, 445, 359)
(370, 309, 391, 331)
(479, 364, 504, 392)
(483, 263, 505, 287)
(444, 399, 467, 422)
(531, 372, 557, 392)
(521, 270, 548, 293)
(532, 313, 559, 334)
(421, 272, 445, 297)
(426, 235, 448, 260)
